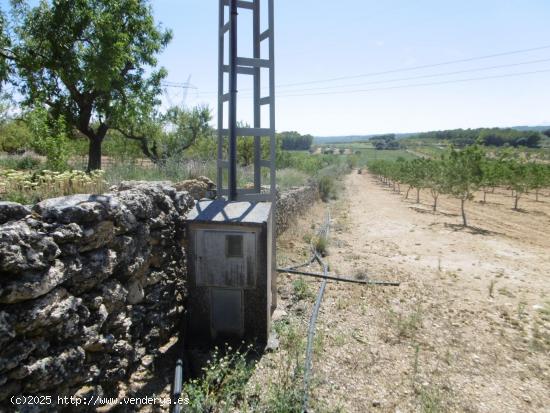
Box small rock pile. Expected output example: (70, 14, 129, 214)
(174, 176, 216, 200)
(0, 182, 194, 407)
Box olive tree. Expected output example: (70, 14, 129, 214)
(5, 0, 171, 170)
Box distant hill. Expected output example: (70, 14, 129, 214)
(313, 125, 549, 144)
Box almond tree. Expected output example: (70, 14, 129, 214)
(443, 145, 484, 226)
(3, 0, 171, 171)
(425, 159, 446, 212)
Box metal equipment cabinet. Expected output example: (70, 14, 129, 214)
(185, 199, 273, 345)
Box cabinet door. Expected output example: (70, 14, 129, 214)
(195, 229, 256, 288)
(210, 288, 243, 336)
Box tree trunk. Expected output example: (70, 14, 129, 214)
(433, 195, 438, 212)
(483, 191, 487, 203)
(461, 198, 467, 227)
(514, 193, 519, 210)
(535, 189, 539, 202)
(405, 186, 411, 199)
(416, 188, 420, 203)
(87, 137, 103, 171)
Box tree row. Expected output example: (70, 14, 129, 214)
(367, 146, 550, 226)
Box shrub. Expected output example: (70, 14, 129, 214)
(182, 345, 255, 413)
(318, 175, 336, 201)
(292, 277, 313, 301)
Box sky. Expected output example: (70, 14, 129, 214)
(3, 1, 550, 136)
(154, 0, 550, 136)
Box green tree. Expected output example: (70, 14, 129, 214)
(5, 0, 171, 171)
(0, 10, 11, 87)
(528, 163, 548, 202)
(500, 156, 532, 210)
(480, 158, 503, 203)
(117, 105, 211, 164)
(443, 145, 484, 226)
(27, 107, 69, 170)
(425, 159, 446, 212)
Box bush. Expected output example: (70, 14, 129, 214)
(182, 345, 254, 413)
(318, 175, 336, 202)
(15, 156, 41, 170)
(276, 168, 309, 189)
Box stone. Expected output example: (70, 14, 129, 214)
(63, 249, 118, 295)
(0, 312, 15, 346)
(33, 194, 119, 224)
(13, 288, 82, 335)
(79, 220, 116, 252)
(126, 280, 145, 305)
(99, 280, 128, 312)
(174, 176, 216, 200)
(0, 340, 36, 373)
(0, 259, 72, 304)
(0, 202, 31, 224)
(20, 347, 86, 392)
(50, 222, 84, 244)
(0, 221, 60, 273)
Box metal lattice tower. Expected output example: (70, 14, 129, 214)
(217, 0, 275, 202)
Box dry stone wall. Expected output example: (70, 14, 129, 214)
(0, 182, 194, 408)
(275, 182, 319, 236)
(0, 177, 318, 410)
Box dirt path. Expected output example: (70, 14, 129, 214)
(260, 171, 550, 413)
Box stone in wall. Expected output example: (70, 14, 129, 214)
(275, 182, 320, 236)
(0, 182, 194, 410)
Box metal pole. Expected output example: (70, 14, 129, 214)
(228, 0, 238, 201)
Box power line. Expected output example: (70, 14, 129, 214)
(234, 57, 550, 96)
(274, 67, 550, 98)
(195, 44, 550, 96)
(276, 44, 550, 88)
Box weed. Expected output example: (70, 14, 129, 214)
(488, 279, 496, 298)
(498, 287, 515, 298)
(517, 301, 527, 320)
(314, 235, 328, 256)
(318, 175, 336, 202)
(182, 344, 255, 413)
(292, 277, 313, 301)
(264, 321, 305, 412)
(391, 303, 423, 340)
(412, 343, 420, 379)
(418, 386, 443, 413)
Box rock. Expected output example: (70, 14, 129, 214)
(79, 221, 116, 252)
(13, 288, 82, 335)
(51, 222, 83, 244)
(126, 280, 145, 305)
(0, 259, 72, 304)
(99, 280, 128, 312)
(0, 340, 36, 374)
(174, 176, 216, 200)
(20, 347, 86, 392)
(0, 202, 31, 224)
(63, 249, 118, 295)
(0, 221, 60, 273)
(0, 312, 15, 346)
(33, 194, 119, 224)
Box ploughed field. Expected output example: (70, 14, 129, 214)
(251, 171, 550, 412)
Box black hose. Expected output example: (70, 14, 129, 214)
(301, 212, 331, 412)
